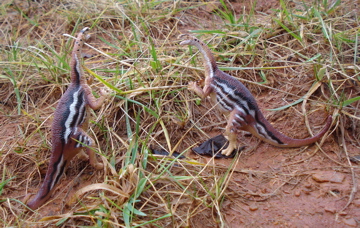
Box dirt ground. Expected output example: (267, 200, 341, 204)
(189, 103, 358, 227)
(179, 1, 360, 226)
(1, 0, 360, 227)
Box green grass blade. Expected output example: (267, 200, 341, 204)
(273, 18, 302, 43)
(326, 0, 341, 14)
(354, 32, 359, 65)
(189, 30, 226, 35)
(343, 96, 360, 107)
(133, 214, 172, 228)
(0, 176, 15, 196)
(97, 36, 121, 50)
(115, 95, 159, 118)
(84, 66, 124, 93)
(267, 96, 304, 111)
(1, 71, 21, 114)
(313, 8, 330, 41)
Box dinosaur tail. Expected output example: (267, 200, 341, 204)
(27, 150, 67, 210)
(249, 115, 332, 148)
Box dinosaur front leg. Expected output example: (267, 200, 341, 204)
(188, 81, 213, 99)
(84, 86, 108, 110)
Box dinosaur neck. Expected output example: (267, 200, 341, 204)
(193, 41, 218, 78)
(70, 29, 88, 85)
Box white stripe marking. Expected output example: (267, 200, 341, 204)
(235, 113, 245, 122)
(75, 50, 82, 81)
(50, 155, 64, 190)
(215, 80, 256, 117)
(254, 123, 282, 144)
(74, 95, 86, 127)
(214, 85, 237, 111)
(76, 134, 82, 148)
(64, 88, 81, 144)
(196, 43, 214, 78)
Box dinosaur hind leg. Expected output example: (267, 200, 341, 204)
(74, 129, 103, 170)
(221, 110, 245, 156)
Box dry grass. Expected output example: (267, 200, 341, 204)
(0, 0, 359, 227)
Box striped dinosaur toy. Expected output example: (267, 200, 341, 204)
(179, 34, 332, 156)
(27, 27, 106, 209)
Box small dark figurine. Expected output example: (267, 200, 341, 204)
(192, 134, 244, 158)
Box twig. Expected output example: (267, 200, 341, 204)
(338, 116, 357, 215)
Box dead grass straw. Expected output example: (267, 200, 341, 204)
(0, 0, 359, 227)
